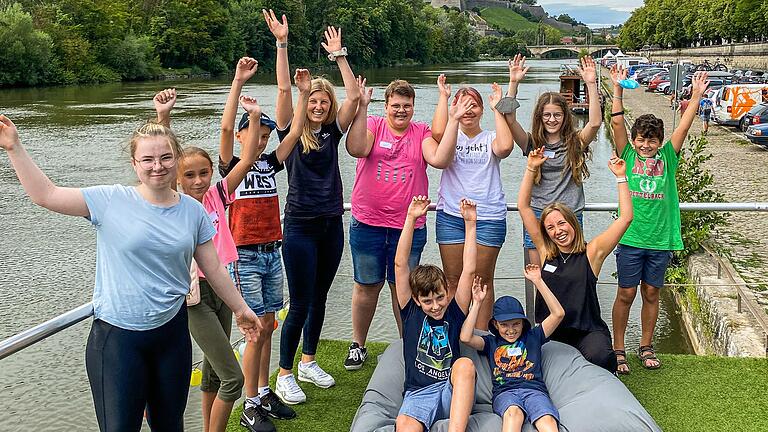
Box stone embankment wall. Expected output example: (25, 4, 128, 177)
(631, 43, 768, 70)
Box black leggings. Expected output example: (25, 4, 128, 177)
(550, 326, 618, 373)
(86, 305, 191, 432)
(279, 215, 344, 370)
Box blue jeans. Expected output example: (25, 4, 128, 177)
(435, 210, 507, 248)
(615, 244, 673, 289)
(280, 215, 344, 370)
(492, 388, 560, 425)
(230, 247, 284, 316)
(399, 379, 453, 429)
(349, 215, 427, 285)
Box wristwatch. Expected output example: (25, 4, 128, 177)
(276, 41, 288, 49)
(327, 47, 348, 61)
(495, 96, 520, 114)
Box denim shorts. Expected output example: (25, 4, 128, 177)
(492, 388, 560, 425)
(523, 209, 584, 249)
(435, 210, 507, 248)
(350, 215, 427, 285)
(615, 244, 673, 289)
(229, 247, 284, 316)
(399, 379, 453, 429)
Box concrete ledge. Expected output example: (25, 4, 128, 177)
(677, 252, 766, 357)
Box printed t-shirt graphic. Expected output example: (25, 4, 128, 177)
(416, 317, 452, 380)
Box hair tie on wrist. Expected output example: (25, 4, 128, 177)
(610, 111, 625, 117)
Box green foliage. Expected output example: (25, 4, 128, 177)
(477, 36, 530, 58)
(0, 3, 53, 86)
(556, 13, 583, 26)
(480, 7, 538, 33)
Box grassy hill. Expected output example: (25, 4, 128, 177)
(480, 7, 538, 33)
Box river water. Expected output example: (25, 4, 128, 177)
(0, 60, 692, 431)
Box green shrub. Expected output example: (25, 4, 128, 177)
(0, 3, 53, 86)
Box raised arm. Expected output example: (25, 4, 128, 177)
(577, 56, 602, 147)
(219, 57, 258, 166)
(459, 276, 488, 350)
(503, 54, 531, 151)
(153, 88, 176, 128)
(321, 26, 359, 131)
(608, 64, 630, 155)
(0, 116, 88, 217)
(224, 96, 264, 195)
(672, 72, 709, 153)
(346, 76, 375, 158)
(275, 69, 312, 163)
(489, 82, 514, 158)
(518, 148, 549, 262)
(263, 9, 292, 129)
(422, 95, 474, 169)
(430, 74, 451, 142)
(395, 196, 430, 309)
(587, 155, 633, 275)
(524, 264, 564, 338)
(194, 240, 262, 341)
(455, 198, 477, 313)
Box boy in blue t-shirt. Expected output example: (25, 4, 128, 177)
(394, 195, 477, 431)
(460, 264, 565, 432)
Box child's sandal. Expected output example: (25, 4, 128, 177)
(638, 345, 661, 370)
(614, 349, 630, 375)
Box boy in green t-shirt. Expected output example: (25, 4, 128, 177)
(608, 65, 710, 374)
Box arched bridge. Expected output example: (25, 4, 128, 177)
(528, 45, 619, 58)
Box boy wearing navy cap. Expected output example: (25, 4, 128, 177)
(460, 264, 565, 432)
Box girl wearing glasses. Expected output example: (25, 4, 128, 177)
(0, 114, 261, 431)
(503, 55, 602, 272)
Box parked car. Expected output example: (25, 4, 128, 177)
(740, 103, 768, 131)
(713, 84, 768, 126)
(637, 68, 667, 84)
(658, 81, 673, 94)
(745, 123, 768, 148)
(648, 74, 670, 91)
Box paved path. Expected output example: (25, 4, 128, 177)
(615, 83, 768, 312)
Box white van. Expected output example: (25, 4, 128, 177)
(713, 84, 768, 126)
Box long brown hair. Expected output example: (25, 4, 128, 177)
(300, 77, 339, 154)
(530, 92, 591, 185)
(538, 202, 586, 261)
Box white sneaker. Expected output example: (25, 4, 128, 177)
(275, 374, 306, 405)
(298, 361, 336, 388)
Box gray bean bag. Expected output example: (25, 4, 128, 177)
(351, 338, 661, 432)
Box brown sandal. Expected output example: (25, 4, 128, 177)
(638, 345, 661, 370)
(614, 349, 630, 375)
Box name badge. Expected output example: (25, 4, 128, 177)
(379, 140, 393, 149)
(543, 150, 556, 159)
(543, 264, 557, 273)
(507, 346, 522, 357)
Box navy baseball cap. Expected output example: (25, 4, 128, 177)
(238, 112, 277, 132)
(488, 296, 531, 336)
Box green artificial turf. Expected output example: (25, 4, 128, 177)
(480, 7, 538, 33)
(227, 341, 768, 432)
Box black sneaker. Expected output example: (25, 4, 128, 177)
(260, 388, 297, 420)
(344, 342, 368, 370)
(240, 404, 276, 432)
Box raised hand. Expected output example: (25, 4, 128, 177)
(239, 95, 262, 118)
(449, 94, 474, 121)
(321, 26, 343, 54)
(691, 71, 710, 97)
(0, 115, 20, 151)
(579, 55, 597, 84)
(609, 64, 628, 87)
(357, 75, 373, 106)
(407, 195, 430, 219)
(488, 82, 502, 110)
(527, 146, 548, 168)
(508, 53, 530, 83)
(294, 68, 311, 93)
(608, 152, 627, 177)
(459, 198, 477, 222)
(263, 9, 288, 41)
(234, 57, 258, 83)
(523, 264, 542, 283)
(471, 276, 487, 305)
(437, 74, 451, 99)
(153, 88, 177, 115)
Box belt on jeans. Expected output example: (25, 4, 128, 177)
(241, 240, 282, 253)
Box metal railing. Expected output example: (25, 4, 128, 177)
(2, 202, 768, 361)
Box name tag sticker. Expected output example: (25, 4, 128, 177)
(508, 346, 523, 357)
(543, 150, 556, 158)
(379, 141, 393, 149)
(543, 264, 557, 273)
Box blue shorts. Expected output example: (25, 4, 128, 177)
(615, 244, 673, 289)
(435, 210, 507, 248)
(350, 215, 427, 285)
(399, 379, 453, 429)
(523, 209, 584, 249)
(492, 388, 560, 425)
(229, 247, 284, 316)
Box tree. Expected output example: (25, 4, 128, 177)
(0, 3, 53, 86)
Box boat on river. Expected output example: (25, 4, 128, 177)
(559, 64, 604, 114)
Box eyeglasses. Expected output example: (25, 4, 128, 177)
(542, 112, 564, 120)
(389, 104, 413, 113)
(134, 155, 177, 170)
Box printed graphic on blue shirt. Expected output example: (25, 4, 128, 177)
(416, 317, 453, 381)
(481, 326, 548, 396)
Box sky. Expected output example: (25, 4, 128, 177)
(536, 0, 644, 28)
